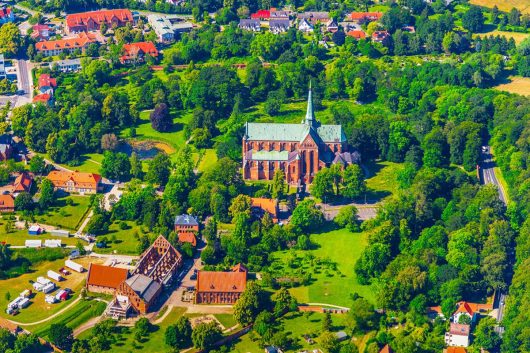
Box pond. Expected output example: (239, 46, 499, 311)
(117, 140, 173, 159)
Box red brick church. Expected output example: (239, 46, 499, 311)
(243, 86, 360, 185)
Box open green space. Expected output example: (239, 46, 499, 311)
(365, 161, 405, 201)
(231, 311, 347, 353)
(214, 313, 238, 329)
(54, 153, 104, 175)
(95, 220, 148, 255)
(197, 148, 218, 172)
(0, 227, 79, 247)
(35, 195, 92, 230)
(269, 227, 373, 307)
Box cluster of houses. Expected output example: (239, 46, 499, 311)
(33, 73, 57, 105)
(0, 6, 14, 25)
(0, 170, 32, 213)
(239, 9, 338, 35)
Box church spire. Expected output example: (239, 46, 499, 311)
(303, 81, 315, 127)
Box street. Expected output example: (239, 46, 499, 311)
(479, 145, 507, 205)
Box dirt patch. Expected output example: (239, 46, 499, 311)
(189, 314, 225, 330)
(476, 30, 530, 44)
(470, 0, 530, 14)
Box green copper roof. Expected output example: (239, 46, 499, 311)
(251, 150, 290, 161)
(245, 123, 346, 143)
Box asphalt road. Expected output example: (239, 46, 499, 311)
(480, 145, 507, 205)
(17, 60, 31, 96)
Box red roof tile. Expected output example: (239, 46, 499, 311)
(33, 93, 51, 103)
(178, 232, 197, 247)
(0, 194, 14, 209)
(38, 74, 57, 89)
(66, 9, 133, 28)
(347, 30, 367, 39)
(86, 263, 129, 289)
(12, 173, 32, 193)
(197, 271, 247, 293)
(251, 10, 271, 19)
(350, 12, 382, 21)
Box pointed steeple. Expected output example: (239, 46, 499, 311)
(303, 81, 316, 127)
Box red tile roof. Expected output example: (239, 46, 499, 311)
(0, 8, 12, 19)
(87, 263, 129, 289)
(35, 35, 93, 51)
(33, 93, 51, 103)
(120, 41, 158, 61)
(178, 232, 197, 247)
(197, 271, 247, 293)
(446, 347, 467, 353)
(450, 323, 470, 336)
(66, 9, 133, 28)
(12, 173, 32, 193)
(46, 170, 102, 189)
(347, 30, 367, 39)
(251, 197, 278, 219)
(0, 194, 14, 209)
(350, 12, 382, 21)
(38, 74, 57, 89)
(379, 344, 393, 353)
(372, 30, 389, 41)
(251, 10, 271, 19)
(232, 263, 248, 273)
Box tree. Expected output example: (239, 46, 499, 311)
(233, 281, 270, 325)
(274, 287, 297, 315)
(264, 90, 283, 115)
(102, 92, 133, 128)
(311, 168, 335, 199)
(474, 317, 501, 351)
(146, 153, 171, 186)
(130, 152, 144, 180)
(322, 312, 332, 331)
(29, 155, 46, 174)
(271, 169, 286, 199)
(229, 194, 252, 221)
(49, 323, 74, 350)
(100, 151, 131, 181)
(320, 331, 339, 353)
(165, 317, 192, 350)
(422, 127, 449, 168)
(15, 192, 34, 212)
(101, 133, 119, 151)
(334, 205, 359, 232)
(0, 244, 12, 270)
(191, 322, 222, 350)
(462, 6, 485, 32)
(150, 103, 172, 132)
(134, 317, 150, 342)
(86, 214, 109, 235)
(39, 179, 55, 209)
(290, 199, 324, 233)
(0, 23, 22, 56)
(342, 164, 366, 199)
(344, 298, 378, 332)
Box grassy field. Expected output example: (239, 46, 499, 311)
(231, 311, 347, 353)
(96, 221, 148, 255)
(249, 99, 346, 125)
(365, 161, 405, 201)
(470, 0, 530, 13)
(269, 227, 374, 307)
(494, 76, 530, 96)
(197, 148, 218, 172)
(78, 306, 187, 352)
(476, 30, 529, 44)
(0, 227, 80, 246)
(0, 257, 103, 324)
(35, 195, 91, 230)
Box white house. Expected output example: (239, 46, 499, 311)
(298, 18, 313, 33)
(445, 323, 470, 347)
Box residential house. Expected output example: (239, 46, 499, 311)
(298, 18, 314, 33)
(195, 265, 248, 304)
(239, 19, 261, 32)
(50, 58, 82, 72)
(11, 173, 33, 196)
(452, 301, 492, 323)
(0, 194, 14, 213)
(402, 26, 415, 33)
(270, 19, 290, 34)
(372, 30, 390, 44)
(174, 214, 199, 233)
(270, 10, 290, 20)
(347, 29, 367, 39)
(445, 323, 470, 347)
(66, 9, 134, 33)
(445, 347, 467, 353)
(120, 41, 159, 64)
(297, 12, 330, 25)
(0, 134, 13, 161)
(380, 344, 394, 353)
(31, 24, 52, 41)
(251, 197, 279, 222)
(0, 7, 14, 24)
(326, 19, 339, 33)
(251, 9, 270, 20)
(427, 305, 445, 321)
(86, 263, 129, 295)
(147, 14, 193, 42)
(38, 74, 57, 95)
(178, 232, 197, 247)
(35, 32, 96, 57)
(46, 170, 102, 194)
(349, 12, 383, 23)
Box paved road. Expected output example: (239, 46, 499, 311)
(480, 146, 507, 205)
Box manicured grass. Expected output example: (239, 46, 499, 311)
(231, 311, 347, 353)
(248, 99, 343, 125)
(95, 221, 149, 255)
(469, 0, 530, 13)
(35, 195, 92, 230)
(197, 149, 218, 172)
(0, 227, 79, 246)
(214, 313, 238, 329)
(269, 227, 374, 307)
(55, 153, 104, 174)
(0, 257, 104, 324)
(365, 161, 405, 201)
(78, 307, 187, 352)
(33, 299, 106, 338)
(494, 76, 530, 96)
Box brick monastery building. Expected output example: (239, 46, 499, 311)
(243, 85, 360, 185)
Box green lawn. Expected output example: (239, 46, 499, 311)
(197, 149, 218, 172)
(214, 313, 238, 329)
(365, 161, 405, 201)
(249, 99, 339, 125)
(78, 306, 187, 352)
(269, 227, 374, 307)
(0, 227, 79, 246)
(35, 195, 91, 230)
(231, 311, 347, 353)
(95, 221, 149, 255)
